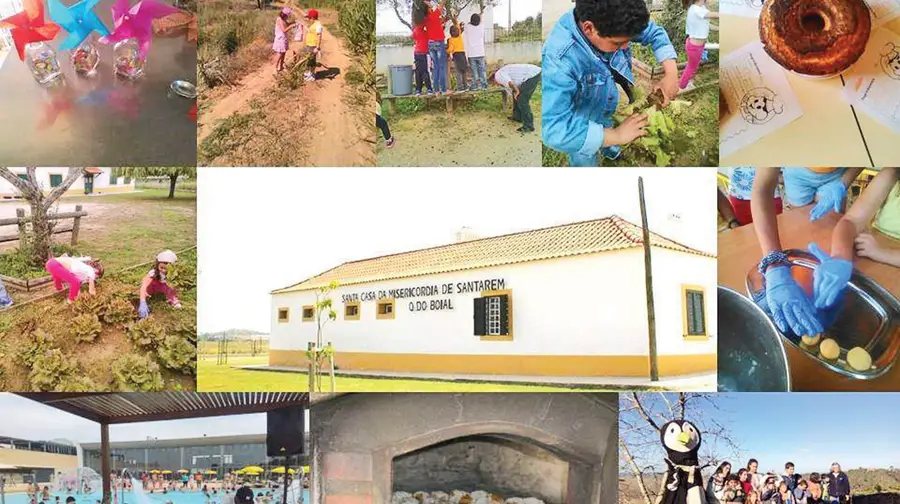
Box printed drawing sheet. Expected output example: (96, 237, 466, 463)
(720, 41, 803, 158)
(842, 28, 900, 135)
(865, 0, 900, 25)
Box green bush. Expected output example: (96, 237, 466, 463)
(111, 354, 164, 391)
(73, 294, 106, 316)
(157, 336, 197, 375)
(71, 314, 102, 343)
(339, 0, 375, 58)
(0, 244, 78, 279)
(29, 349, 79, 391)
(18, 329, 56, 367)
(126, 318, 166, 349)
(103, 297, 135, 326)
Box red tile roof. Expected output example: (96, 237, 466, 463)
(272, 215, 715, 293)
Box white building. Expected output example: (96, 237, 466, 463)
(0, 167, 136, 198)
(269, 216, 717, 378)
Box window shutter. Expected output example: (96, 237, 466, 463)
(686, 291, 705, 335)
(499, 295, 510, 335)
(473, 297, 487, 336)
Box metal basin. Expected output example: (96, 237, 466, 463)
(746, 249, 900, 380)
(717, 285, 791, 391)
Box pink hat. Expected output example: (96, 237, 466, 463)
(281, 7, 292, 15)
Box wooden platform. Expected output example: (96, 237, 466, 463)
(381, 87, 511, 114)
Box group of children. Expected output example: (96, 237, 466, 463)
(706, 460, 852, 504)
(541, 0, 717, 166)
(410, 1, 488, 94)
(718, 167, 900, 337)
(38, 249, 182, 319)
(273, 7, 324, 81)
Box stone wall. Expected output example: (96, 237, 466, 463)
(392, 436, 568, 504)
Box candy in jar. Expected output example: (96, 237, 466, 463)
(71, 39, 101, 76)
(114, 38, 146, 80)
(25, 42, 62, 84)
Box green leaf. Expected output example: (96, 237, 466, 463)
(654, 149, 672, 167)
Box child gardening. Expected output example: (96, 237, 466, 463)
(273, 8, 295, 73)
(45, 255, 104, 304)
(680, 0, 718, 91)
(447, 23, 468, 92)
(138, 250, 182, 319)
(494, 63, 542, 133)
(542, 0, 679, 167)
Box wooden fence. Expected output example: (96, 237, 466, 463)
(0, 205, 87, 247)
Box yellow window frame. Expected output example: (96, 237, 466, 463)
(480, 288, 513, 341)
(277, 307, 290, 323)
(302, 305, 315, 322)
(344, 301, 361, 321)
(681, 284, 708, 339)
(376, 298, 395, 320)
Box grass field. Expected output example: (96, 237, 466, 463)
(197, 355, 614, 392)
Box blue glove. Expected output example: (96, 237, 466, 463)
(810, 178, 847, 221)
(765, 265, 823, 336)
(139, 300, 150, 319)
(808, 242, 852, 309)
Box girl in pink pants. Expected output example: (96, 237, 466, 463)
(680, 0, 718, 89)
(139, 250, 182, 319)
(45, 256, 103, 303)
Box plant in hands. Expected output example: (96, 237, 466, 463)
(808, 242, 852, 309)
(765, 265, 823, 336)
(612, 86, 695, 166)
(810, 179, 848, 222)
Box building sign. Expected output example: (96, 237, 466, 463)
(340, 278, 505, 312)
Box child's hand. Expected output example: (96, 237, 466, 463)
(606, 113, 648, 146)
(855, 233, 888, 262)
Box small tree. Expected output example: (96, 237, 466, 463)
(378, 0, 499, 31)
(118, 167, 196, 199)
(0, 167, 83, 264)
(306, 281, 338, 393)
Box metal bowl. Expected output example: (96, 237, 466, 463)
(169, 80, 197, 99)
(746, 249, 900, 380)
(717, 285, 791, 391)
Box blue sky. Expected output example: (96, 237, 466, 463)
(621, 393, 900, 473)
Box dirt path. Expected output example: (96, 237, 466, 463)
(198, 8, 372, 166)
(376, 108, 542, 166)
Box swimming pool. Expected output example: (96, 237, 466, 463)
(0, 490, 310, 504)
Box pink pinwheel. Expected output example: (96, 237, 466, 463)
(99, 0, 179, 57)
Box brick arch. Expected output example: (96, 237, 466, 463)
(310, 393, 617, 504)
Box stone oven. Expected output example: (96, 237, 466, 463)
(309, 393, 618, 504)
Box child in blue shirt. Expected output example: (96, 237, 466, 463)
(542, 0, 680, 167)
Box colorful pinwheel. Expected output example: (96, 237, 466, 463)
(0, 0, 61, 61)
(48, 0, 110, 51)
(99, 0, 179, 57)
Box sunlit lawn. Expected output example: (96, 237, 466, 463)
(197, 355, 618, 392)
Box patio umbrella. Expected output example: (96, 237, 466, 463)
(240, 466, 264, 474)
(270, 468, 295, 474)
(161, 470, 173, 474)
(302, 466, 309, 474)
(150, 470, 160, 474)
(204, 470, 217, 475)
(177, 470, 189, 474)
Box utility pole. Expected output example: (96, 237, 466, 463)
(638, 177, 660, 382)
(507, 0, 511, 30)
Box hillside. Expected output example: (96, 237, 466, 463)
(619, 469, 900, 504)
(199, 329, 269, 340)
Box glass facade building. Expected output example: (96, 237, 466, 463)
(82, 435, 306, 476)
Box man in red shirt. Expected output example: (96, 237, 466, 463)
(411, 23, 433, 94)
(423, 1, 448, 93)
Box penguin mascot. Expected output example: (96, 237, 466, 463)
(654, 419, 707, 504)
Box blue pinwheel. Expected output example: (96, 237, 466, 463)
(48, 0, 110, 51)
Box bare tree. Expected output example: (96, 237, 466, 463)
(619, 393, 740, 504)
(0, 167, 83, 263)
(377, 0, 498, 31)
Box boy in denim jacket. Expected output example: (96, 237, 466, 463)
(542, 0, 680, 166)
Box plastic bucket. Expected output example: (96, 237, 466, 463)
(389, 64, 414, 96)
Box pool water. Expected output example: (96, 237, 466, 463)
(1, 491, 310, 504)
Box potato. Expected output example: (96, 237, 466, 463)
(819, 338, 840, 360)
(801, 334, 821, 346)
(847, 347, 873, 371)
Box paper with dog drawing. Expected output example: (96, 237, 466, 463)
(719, 0, 762, 18)
(842, 28, 900, 134)
(720, 41, 803, 158)
(864, 0, 900, 25)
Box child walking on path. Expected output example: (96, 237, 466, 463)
(412, 22, 433, 94)
(273, 8, 294, 73)
(494, 63, 542, 133)
(447, 23, 467, 92)
(680, 0, 718, 90)
(542, 0, 678, 166)
(463, 12, 486, 90)
(302, 9, 324, 82)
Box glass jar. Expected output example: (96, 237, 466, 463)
(114, 38, 146, 80)
(24, 42, 62, 84)
(70, 38, 101, 76)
